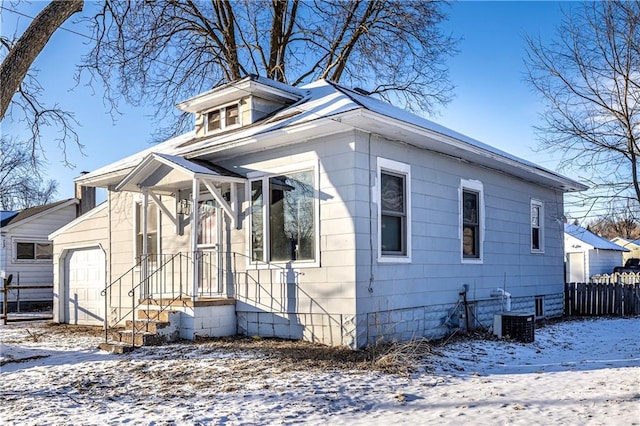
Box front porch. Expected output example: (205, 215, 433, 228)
(101, 152, 251, 346)
(102, 250, 242, 346)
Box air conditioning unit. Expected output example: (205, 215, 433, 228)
(493, 312, 535, 343)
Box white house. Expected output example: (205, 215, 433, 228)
(1, 199, 79, 310)
(610, 237, 640, 263)
(564, 224, 628, 282)
(51, 76, 586, 348)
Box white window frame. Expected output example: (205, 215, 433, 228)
(377, 157, 412, 264)
(205, 102, 241, 134)
(133, 196, 162, 264)
(196, 197, 218, 249)
(246, 160, 320, 268)
(531, 199, 544, 253)
(460, 179, 484, 264)
(12, 238, 53, 263)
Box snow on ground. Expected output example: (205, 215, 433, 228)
(1, 317, 639, 425)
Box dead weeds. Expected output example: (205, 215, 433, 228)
(193, 335, 443, 375)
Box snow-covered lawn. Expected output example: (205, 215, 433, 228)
(1, 317, 638, 425)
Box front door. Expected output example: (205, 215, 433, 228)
(197, 200, 222, 296)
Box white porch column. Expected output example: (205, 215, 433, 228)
(141, 187, 149, 298)
(216, 206, 223, 295)
(190, 178, 200, 301)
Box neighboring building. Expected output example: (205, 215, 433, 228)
(564, 224, 628, 282)
(1, 199, 79, 310)
(610, 237, 640, 263)
(51, 76, 586, 347)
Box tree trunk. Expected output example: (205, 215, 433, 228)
(0, 0, 84, 120)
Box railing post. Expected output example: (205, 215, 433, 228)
(132, 283, 136, 348)
(103, 279, 109, 343)
(2, 275, 8, 325)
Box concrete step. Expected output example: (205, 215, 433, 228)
(99, 341, 136, 354)
(111, 330, 166, 346)
(138, 309, 173, 322)
(125, 319, 170, 334)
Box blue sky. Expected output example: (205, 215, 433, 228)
(1, 1, 588, 220)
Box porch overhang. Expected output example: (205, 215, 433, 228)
(115, 152, 246, 229)
(115, 152, 245, 194)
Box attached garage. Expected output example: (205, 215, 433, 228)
(63, 247, 105, 325)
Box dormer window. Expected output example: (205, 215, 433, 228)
(206, 103, 240, 133)
(226, 104, 239, 126)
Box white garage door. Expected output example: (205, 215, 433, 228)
(65, 247, 105, 325)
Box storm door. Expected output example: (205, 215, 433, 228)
(197, 199, 222, 296)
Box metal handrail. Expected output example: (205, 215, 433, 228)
(102, 250, 301, 347)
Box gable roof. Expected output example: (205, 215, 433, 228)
(0, 211, 18, 227)
(115, 153, 245, 193)
(565, 224, 629, 251)
(49, 201, 108, 239)
(0, 199, 78, 230)
(75, 78, 587, 193)
(610, 237, 640, 249)
(177, 75, 304, 113)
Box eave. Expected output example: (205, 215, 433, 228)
(337, 109, 587, 193)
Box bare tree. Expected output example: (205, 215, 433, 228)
(1, 0, 84, 119)
(83, 0, 456, 137)
(1, 0, 84, 166)
(525, 1, 640, 213)
(0, 136, 58, 210)
(586, 200, 640, 240)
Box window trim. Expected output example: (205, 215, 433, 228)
(133, 196, 161, 264)
(377, 157, 412, 264)
(531, 199, 544, 253)
(460, 179, 484, 264)
(246, 160, 320, 268)
(205, 102, 241, 134)
(12, 238, 53, 263)
(197, 198, 219, 249)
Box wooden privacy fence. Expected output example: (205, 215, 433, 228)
(565, 273, 640, 316)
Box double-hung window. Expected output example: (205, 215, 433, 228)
(249, 164, 318, 265)
(377, 158, 411, 263)
(198, 199, 217, 247)
(15, 241, 52, 261)
(134, 200, 159, 263)
(461, 179, 483, 262)
(206, 103, 240, 133)
(531, 199, 544, 252)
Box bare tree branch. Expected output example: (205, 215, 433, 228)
(0, 136, 58, 210)
(81, 0, 456, 140)
(0, 0, 83, 119)
(525, 1, 640, 208)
